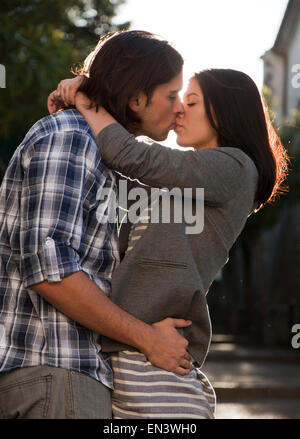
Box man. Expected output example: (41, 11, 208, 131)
(0, 31, 191, 419)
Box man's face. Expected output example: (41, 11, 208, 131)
(135, 71, 183, 141)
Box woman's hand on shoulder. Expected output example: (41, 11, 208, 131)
(47, 75, 117, 136)
(47, 75, 84, 114)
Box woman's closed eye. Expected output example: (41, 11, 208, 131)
(186, 103, 196, 107)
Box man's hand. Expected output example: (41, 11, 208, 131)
(47, 76, 84, 114)
(30, 271, 192, 375)
(142, 317, 193, 376)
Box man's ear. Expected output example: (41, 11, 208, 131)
(128, 92, 147, 113)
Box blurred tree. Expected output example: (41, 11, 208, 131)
(0, 0, 129, 165)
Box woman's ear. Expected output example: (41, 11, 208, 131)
(128, 92, 147, 113)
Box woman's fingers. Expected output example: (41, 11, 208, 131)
(47, 91, 57, 114)
(57, 76, 84, 106)
(47, 90, 64, 114)
(57, 80, 67, 105)
(47, 76, 87, 114)
(71, 76, 84, 103)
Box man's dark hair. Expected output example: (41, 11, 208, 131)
(75, 30, 183, 132)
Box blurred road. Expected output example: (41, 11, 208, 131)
(201, 336, 300, 419)
(216, 399, 300, 419)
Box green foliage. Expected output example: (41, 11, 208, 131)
(0, 0, 129, 162)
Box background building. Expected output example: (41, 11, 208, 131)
(261, 0, 300, 123)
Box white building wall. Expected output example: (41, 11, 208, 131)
(287, 18, 300, 118)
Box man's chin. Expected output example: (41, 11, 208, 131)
(151, 132, 169, 141)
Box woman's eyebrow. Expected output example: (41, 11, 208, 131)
(186, 92, 199, 97)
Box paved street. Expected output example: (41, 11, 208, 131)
(201, 337, 300, 419)
(216, 399, 300, 419)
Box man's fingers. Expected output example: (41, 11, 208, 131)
(172, 319, 192, 328)
(174, 366, 192, 376)
(178, 358, 192, 370)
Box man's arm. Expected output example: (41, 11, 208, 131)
(21, 130, 191, 374)
(30, 270, 192, 375)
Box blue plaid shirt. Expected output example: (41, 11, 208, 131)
(0, 109, 119, 389)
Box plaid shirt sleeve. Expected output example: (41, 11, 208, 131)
(20, 130, 102, 288)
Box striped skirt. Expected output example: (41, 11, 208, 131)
(110, 350, 216, 419)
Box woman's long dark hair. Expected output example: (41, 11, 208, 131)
(195, 69, 290, 212)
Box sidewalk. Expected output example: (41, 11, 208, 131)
(201, 335, 300, 419)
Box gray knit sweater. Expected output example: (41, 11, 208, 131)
(96, 124, 259, 367)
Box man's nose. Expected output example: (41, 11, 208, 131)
(174, 100, 184, 115)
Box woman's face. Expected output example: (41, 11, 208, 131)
(174, 77, 218, 150)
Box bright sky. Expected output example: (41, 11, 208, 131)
(114, 0, 289, 146)
(115, 0, 288, 89)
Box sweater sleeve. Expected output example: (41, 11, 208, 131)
(96, 123, 251, 205)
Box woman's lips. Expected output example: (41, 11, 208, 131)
(174, 123, 183, 131)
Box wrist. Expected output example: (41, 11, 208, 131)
(134, 322, 156, 356)
(80, 106, 116, 137)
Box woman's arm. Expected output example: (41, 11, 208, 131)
(48, 83, 250, 205)
(74, 94, 246, 205)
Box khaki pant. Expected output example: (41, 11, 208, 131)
(0, 365, 112, 419)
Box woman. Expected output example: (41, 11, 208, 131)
(51, 68, 289, 419)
